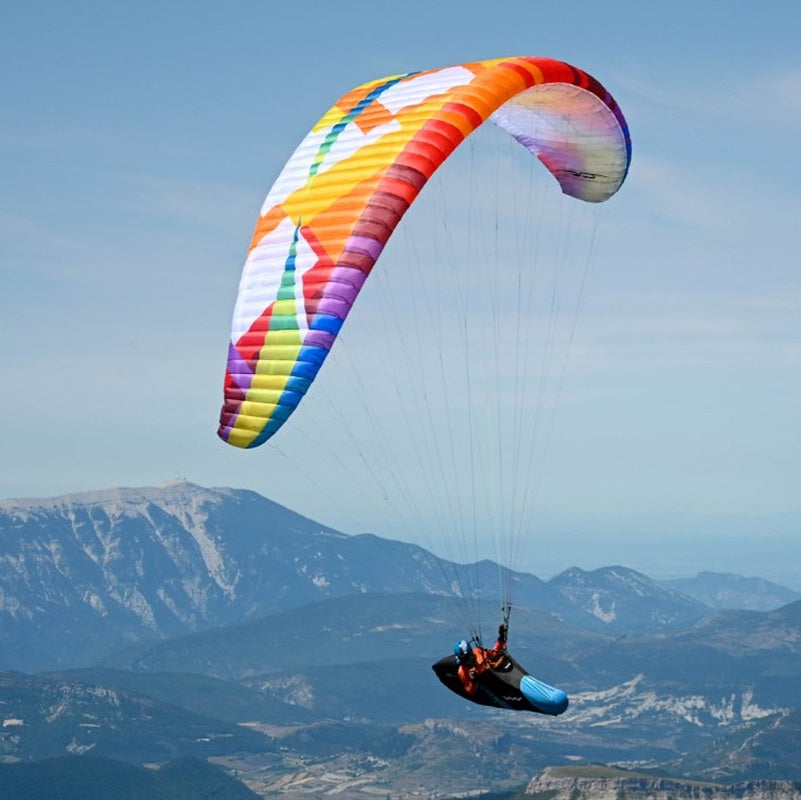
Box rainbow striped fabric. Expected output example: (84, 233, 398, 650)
(218, 56, 631, 448)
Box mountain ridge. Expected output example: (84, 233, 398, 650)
(1, 481, 713, 671)
(525, 765, 801, 799)
(663, 571, 801, 612)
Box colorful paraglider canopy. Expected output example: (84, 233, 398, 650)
(218, 56, 631, 449)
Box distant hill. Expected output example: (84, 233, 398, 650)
(0, 670, 270, 763)
(660, 708, 801, 782)
(2, 585, 800, 790)
(0, 482, 710, 671)
(0, 755, 260, 800)
(100, 592, 602, 681)
(550, 565, 707, 628)
(663, 571, 801, 611)
(42, 667, 319, 725)
(99, 591, 800, 735)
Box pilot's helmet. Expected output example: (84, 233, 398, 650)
(453, 640, 471, 661)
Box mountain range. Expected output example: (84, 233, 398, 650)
(2, 589, 799, 779)
(2, 481, 800, 796)
(0, 480, 723, 672)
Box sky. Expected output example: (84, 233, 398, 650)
(3, 1, 801, 587)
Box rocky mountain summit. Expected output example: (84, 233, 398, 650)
(0, 481, 447, 668)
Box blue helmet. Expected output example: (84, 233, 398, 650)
(454, 640, 470, 661)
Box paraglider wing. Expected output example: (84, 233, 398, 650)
(218, 57, 631, 448)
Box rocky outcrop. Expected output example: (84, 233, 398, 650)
(525, 766, 801, 799)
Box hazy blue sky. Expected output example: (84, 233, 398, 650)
(3, 1, 800, 584)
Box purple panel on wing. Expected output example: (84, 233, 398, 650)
(302, 329, 337, 349)
(346, 234, 385, 261)
(330, 265, 369, 292)
(314, 296, 352, 317)
(311, 264, 371, 319)
(326, 270, 367, 303)
(227, 343, 256, 391)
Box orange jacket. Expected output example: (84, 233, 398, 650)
(457, 647, 489, 695)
